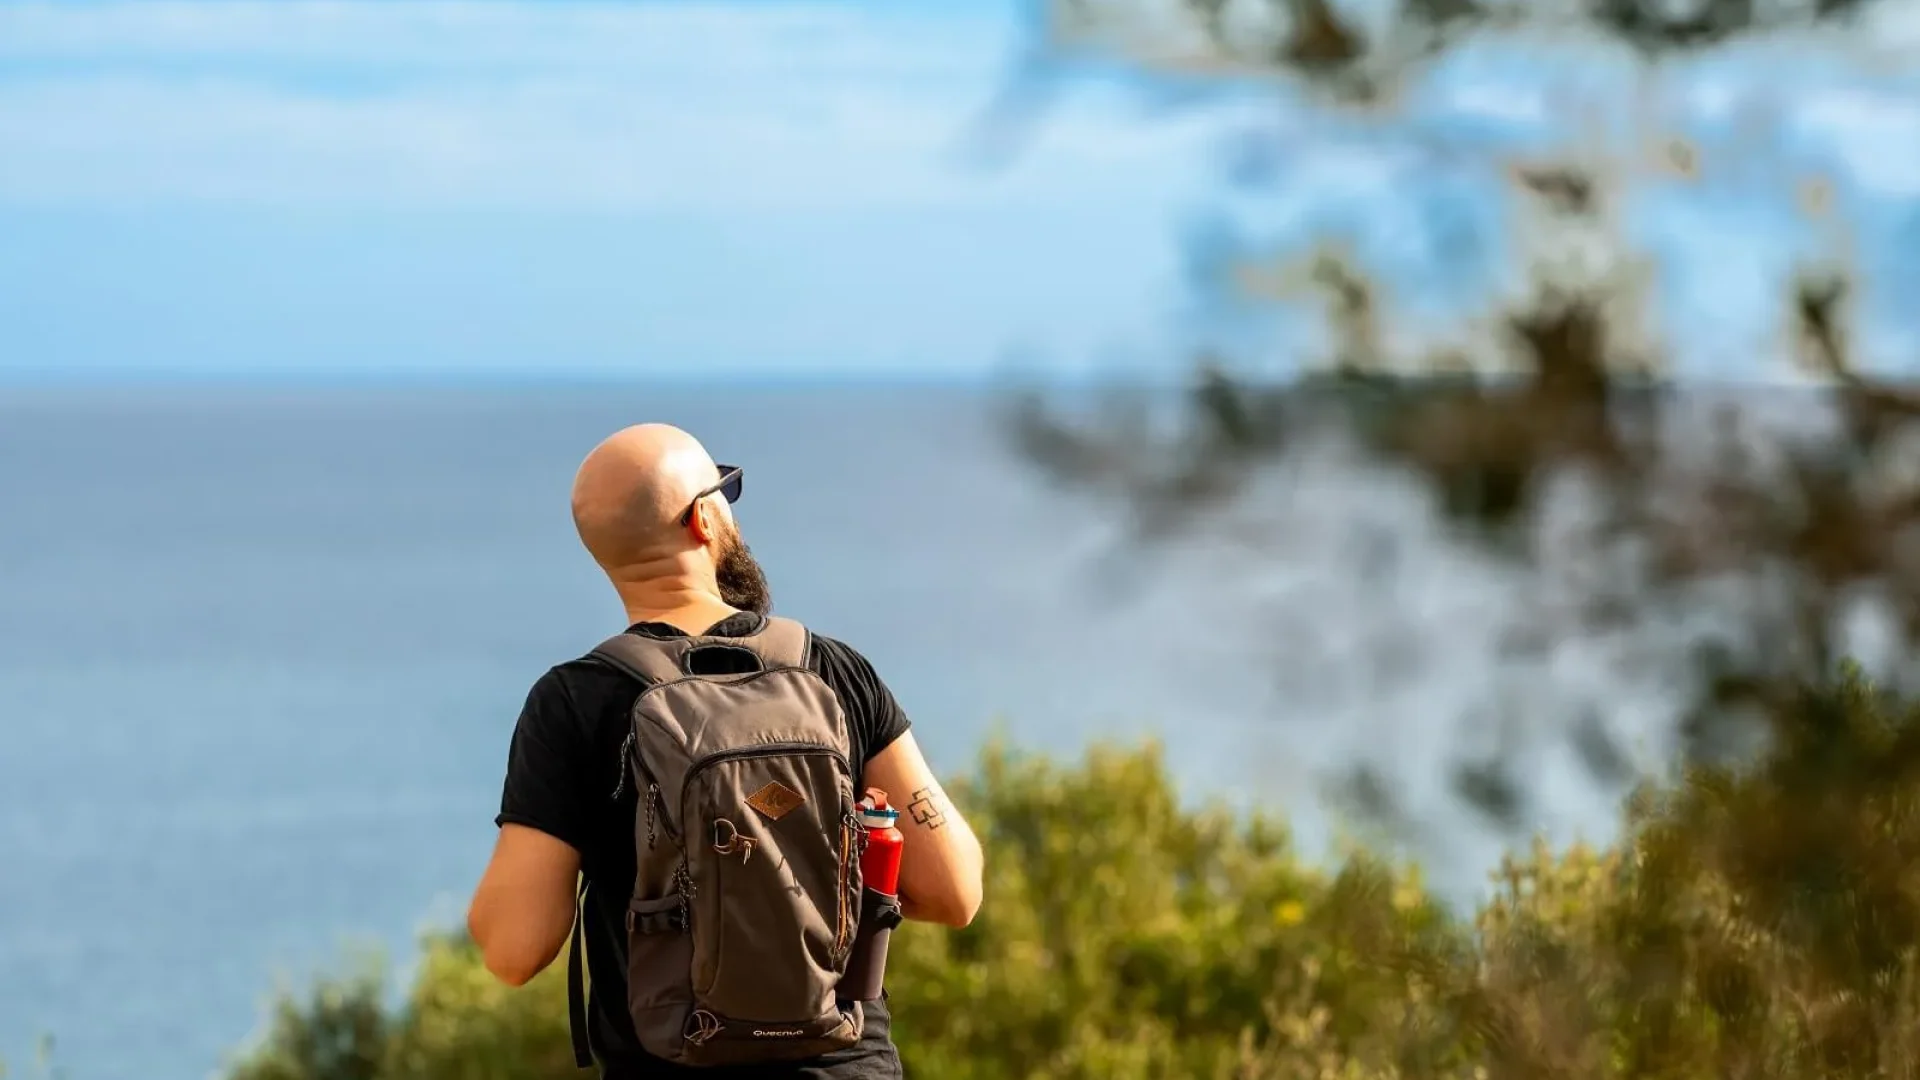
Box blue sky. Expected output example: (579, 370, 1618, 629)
(3, 0, 1920, 381)
(0, 0, 1222, 380)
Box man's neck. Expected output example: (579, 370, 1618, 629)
(628, 605, 744, 637)
(614, 580, 733, 630)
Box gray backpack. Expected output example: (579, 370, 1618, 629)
(565, 617, 865, 1069)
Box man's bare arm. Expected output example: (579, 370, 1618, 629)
(864, 732, 983, 927)
(467, 823, 581, 986)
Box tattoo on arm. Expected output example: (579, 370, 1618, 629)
(907, 786, 948, 831)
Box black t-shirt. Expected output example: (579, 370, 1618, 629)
(495, 612, 913, 1080)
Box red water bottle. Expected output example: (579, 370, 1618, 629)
(839, 788, 905, 1001)
(858, 789, 904, 897)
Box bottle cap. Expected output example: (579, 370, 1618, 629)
(859, 807, 900, 829)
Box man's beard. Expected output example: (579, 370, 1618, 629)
(714, 520, 773, 616)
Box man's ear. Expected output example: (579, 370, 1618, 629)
(688, 499, 720, 545)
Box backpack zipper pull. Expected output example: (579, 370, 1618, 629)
(711, 818, 757, 863)
(610, 731, 636, 800)
(674, 861, 695, 932)
(645, 782, 660, 849)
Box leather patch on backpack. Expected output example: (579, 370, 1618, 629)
(746, 781, 807, 822)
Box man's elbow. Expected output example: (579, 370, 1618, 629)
(477, 938, 551, 987)
(476, 933, 545, 983)
(912, 879, 983, 928)
(945, 886, 982, 928)
(483, 953, 542, 988)
(952, 870, 986, 926)
(467, 910, 549, 987)
(948, 844, 985, 926)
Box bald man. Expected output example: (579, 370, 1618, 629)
(467, 424, 983, 1080)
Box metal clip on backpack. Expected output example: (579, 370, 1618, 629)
(566, 617, 865, 1068)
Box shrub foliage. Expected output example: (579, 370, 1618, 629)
(228, 668, 1920, 1080)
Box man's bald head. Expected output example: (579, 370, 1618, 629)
(570, 423, 725, 571)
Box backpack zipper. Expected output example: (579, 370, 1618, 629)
(834, 811, 855, 954)
(629, 739, 677, 842)
(610, 731, 636, 800)
(645, 783, 660, 850)
(685, 740, 851, 780)
(843, 806, 870, 956)
(609, 731, 663, 850)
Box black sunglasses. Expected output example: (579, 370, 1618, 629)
(680, 464, 744, 526)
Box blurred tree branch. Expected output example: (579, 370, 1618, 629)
(1004, 0, 1920, 832)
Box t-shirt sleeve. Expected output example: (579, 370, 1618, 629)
(812, 634, 912, 764)
(493, 668, 593, 853)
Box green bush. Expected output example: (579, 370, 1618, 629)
(227, 938, 575, 1080)
(226, 670, 1920, 1080)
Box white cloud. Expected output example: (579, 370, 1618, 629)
(0, 1, 981, 77)
(10, 0, 1910, 217)
(0, 0, 1225, 211)
(7, 0, 1920, 382)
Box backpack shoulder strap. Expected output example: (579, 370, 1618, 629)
(743, 615, 810, 669)
(566, 875, 593, 1069)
